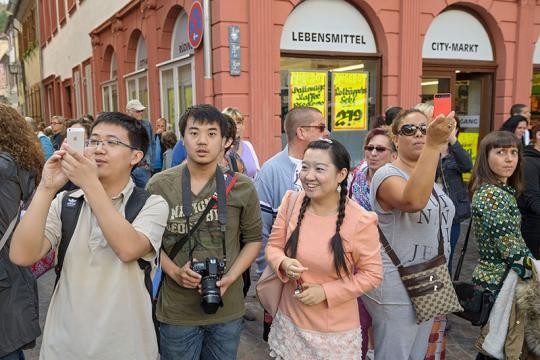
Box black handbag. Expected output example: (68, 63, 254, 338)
(451, 221, 496, 326)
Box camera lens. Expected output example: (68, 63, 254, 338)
(200, 276, 222, 314)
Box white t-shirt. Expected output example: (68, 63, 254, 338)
(40, 180, 168, 360)
(289, 156, 303, 191)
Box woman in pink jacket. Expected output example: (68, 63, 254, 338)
(265, 138, 383, 360)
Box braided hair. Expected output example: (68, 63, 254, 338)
(284, 138, 351, 278)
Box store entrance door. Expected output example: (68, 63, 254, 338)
(421, 69, 493, 139)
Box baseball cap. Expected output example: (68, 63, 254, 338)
(126, 99, 146, 112)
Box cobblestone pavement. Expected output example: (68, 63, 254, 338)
(25, 222, 480, 359)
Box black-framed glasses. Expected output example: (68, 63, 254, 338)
(364, 145, 389, 153)
(86, 139, 138, 150)
(301, 124, 326, 132)
(398, 123, 427, 136)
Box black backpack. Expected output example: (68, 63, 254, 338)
(56, 187, 158, 341)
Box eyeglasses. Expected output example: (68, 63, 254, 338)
(86, 139, 138, 150)
(134, 110, 144, 113)
(301, 124, 326, 132)
(398, 123, 427, 136)
(364, 145, 389, 153)
(50, 122, 61, 125)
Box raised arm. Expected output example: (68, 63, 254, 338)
(377, 114, 454, 212)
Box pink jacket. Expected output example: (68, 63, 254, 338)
(266, 191, 383, 332)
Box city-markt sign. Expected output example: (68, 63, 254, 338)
(280, 0, 377, 53)
(422, 10, 494, 61)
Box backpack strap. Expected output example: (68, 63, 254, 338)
(57, 187, 152, 285)
(56, 190, 84, 285)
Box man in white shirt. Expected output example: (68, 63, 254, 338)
(10, 112, 169, 360)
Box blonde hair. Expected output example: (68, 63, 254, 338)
(222, 107, 244, 123)
(414, 102, 433, 119)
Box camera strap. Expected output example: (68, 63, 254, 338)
(175, 165, 232, 265)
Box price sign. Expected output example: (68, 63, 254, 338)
(457, 132, 479, 182)
(332, 72, 368, 131)
(289, 71, 327, 117)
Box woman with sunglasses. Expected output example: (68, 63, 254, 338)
(362, 109, 456, 360)
(350, 128, 396, 211)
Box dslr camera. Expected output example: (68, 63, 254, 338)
(191, 256, 226, 314)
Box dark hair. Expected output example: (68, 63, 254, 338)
(222, 113, 237, 152)
(283, 107, 322, 142)
(500, 115, 528, 135)
(364, 127, 396, 152)
(385, 106, 403, 126)
(390, 108, 428, 136)
(469, 131, 523, 196)
(510, 104, 527, 116)
(91, 112, 149, 157)
(531, 124, 540, 144)
(178, 104, 228, 138)
(161, 131, 178, 150)
(66, 117, 93, 138)
(284, 138, 352, 278)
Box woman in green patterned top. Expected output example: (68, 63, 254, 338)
(470, 131, 533, 294)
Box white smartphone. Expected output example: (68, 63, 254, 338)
(67, 127, 85, 154)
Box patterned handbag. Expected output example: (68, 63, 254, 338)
(378, 189, 463, 324)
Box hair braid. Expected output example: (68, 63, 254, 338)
(331, 180, 350, 278)
(284, 195, 310, 258)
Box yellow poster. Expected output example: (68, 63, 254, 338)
(289, 72, 327, 118)
(332, 72, 368, 131)
(457, 132, 479, 182)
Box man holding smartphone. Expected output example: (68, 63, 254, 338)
(10, 112, 169, 360)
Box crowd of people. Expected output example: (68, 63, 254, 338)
(0, 99, 538, 360)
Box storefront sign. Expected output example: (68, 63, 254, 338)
(332, 72, 368, 131)
(172, 11, 194, 59)
(188, 1, 204, 49)
(280, 0, 376, 53)
(422, 10, 493, 61)
(534, 36, 540, 65)
(289, 71, 327, 117)
(458, 132, 479, 182)
(459, 115, 480, 129)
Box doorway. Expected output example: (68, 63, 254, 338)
(421, 69, 493, 138)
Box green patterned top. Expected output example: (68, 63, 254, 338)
(471, 183, 532, 292)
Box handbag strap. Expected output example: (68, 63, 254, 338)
(0, 209, 20, 252)
(452, 220, 473, 281)
(378, 188, 444, 268)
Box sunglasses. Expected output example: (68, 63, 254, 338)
(398, 123, 427, 136)
(364, 145, 389, 153)
(301, 124, 326, 132)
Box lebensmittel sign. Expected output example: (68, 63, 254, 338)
(422, 10, 494, 61)
(280, 0, 376, 54)
(534, 36, 540, 65)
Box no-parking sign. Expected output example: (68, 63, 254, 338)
(188, 1, 204, 48)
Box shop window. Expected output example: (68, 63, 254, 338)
(280, 57, 379, 165)
(532, 69, 540, 126)
(84, 63, 93, 115)
(101, 52, 118, 112)
(159, 61, 193, 135)
(73, 70, 82, 117)
(125, 35, 149, 117)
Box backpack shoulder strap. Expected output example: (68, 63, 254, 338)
(56, 190, 84, 284)
(125, 187, 151, 223)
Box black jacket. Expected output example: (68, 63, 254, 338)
(437, 141, 473, 224)
(0, 152, 41, 356)
(518, 145, 540, 258)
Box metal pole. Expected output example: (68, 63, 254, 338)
(203, 0, 212, 80)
